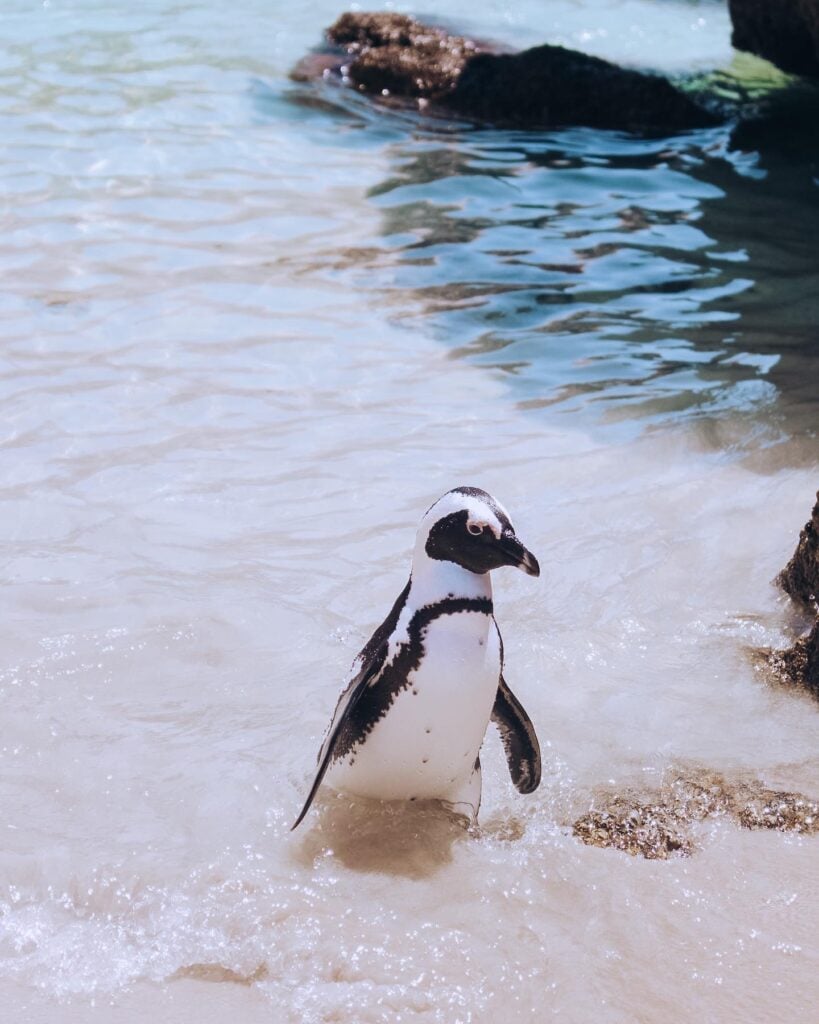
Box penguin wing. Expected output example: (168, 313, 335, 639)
(492, 675, 541, 795)
(291, 580, 411, 831)
(290, 642, 388, 830)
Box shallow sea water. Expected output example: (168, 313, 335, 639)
(1, 1, 818, 1021)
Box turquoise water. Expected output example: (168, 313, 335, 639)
(3, 0, 816, 445)
(277, 5, 819, 445)
(1, 2, 818, 1021)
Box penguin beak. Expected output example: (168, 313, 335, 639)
(498, 533, 540, 577)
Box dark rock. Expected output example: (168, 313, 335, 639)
(757, 491, 819, 700)
(296, 12, 718, 132)
(765, 619, 819, 698)
(328, 12, 482, 54)
(326, 12, 489, 100)
(777, 490, 819, 609)
(447, 45, 716, 131)
(729, 0, 819, 78)
(350, 43, 471, 99)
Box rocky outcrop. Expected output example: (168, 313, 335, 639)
(761, 491, 819, 699)
(573, 769, 819, 859)
(447, 45, 716, 131)
(730, 0, 819, 78)
(766, 619, 819, 699)
(777, 490, 819, 609)
(293, 12, 718, 132)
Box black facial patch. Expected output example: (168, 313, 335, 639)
(425, 509, 515, 574)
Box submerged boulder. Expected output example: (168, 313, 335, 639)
(572, 772, 722, 860)
(294, 12, 718, 132)
(729, 0, 819, 78)
(573, 769, 819, 859)
(736, 780, 819, 832)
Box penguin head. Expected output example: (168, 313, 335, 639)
(419, 486, 540, 577)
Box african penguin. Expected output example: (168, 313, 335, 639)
(292, 486, 541, 829)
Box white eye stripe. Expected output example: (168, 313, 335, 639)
(422, 492, 507, 543)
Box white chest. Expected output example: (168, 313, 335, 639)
(330, 610, 500, 802)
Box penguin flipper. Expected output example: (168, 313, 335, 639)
(291, 582, 411, 831)
(491, 675, 541, 795)
(290, 641, 388, 830)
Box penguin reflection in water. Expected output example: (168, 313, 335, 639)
(292, 487, 541, 830)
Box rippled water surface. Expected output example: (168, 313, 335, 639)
(2, 1, 818, 1021)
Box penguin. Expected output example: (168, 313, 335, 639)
(292, 486, 541, 829)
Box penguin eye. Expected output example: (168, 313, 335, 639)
(467, 522, 483, 536)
